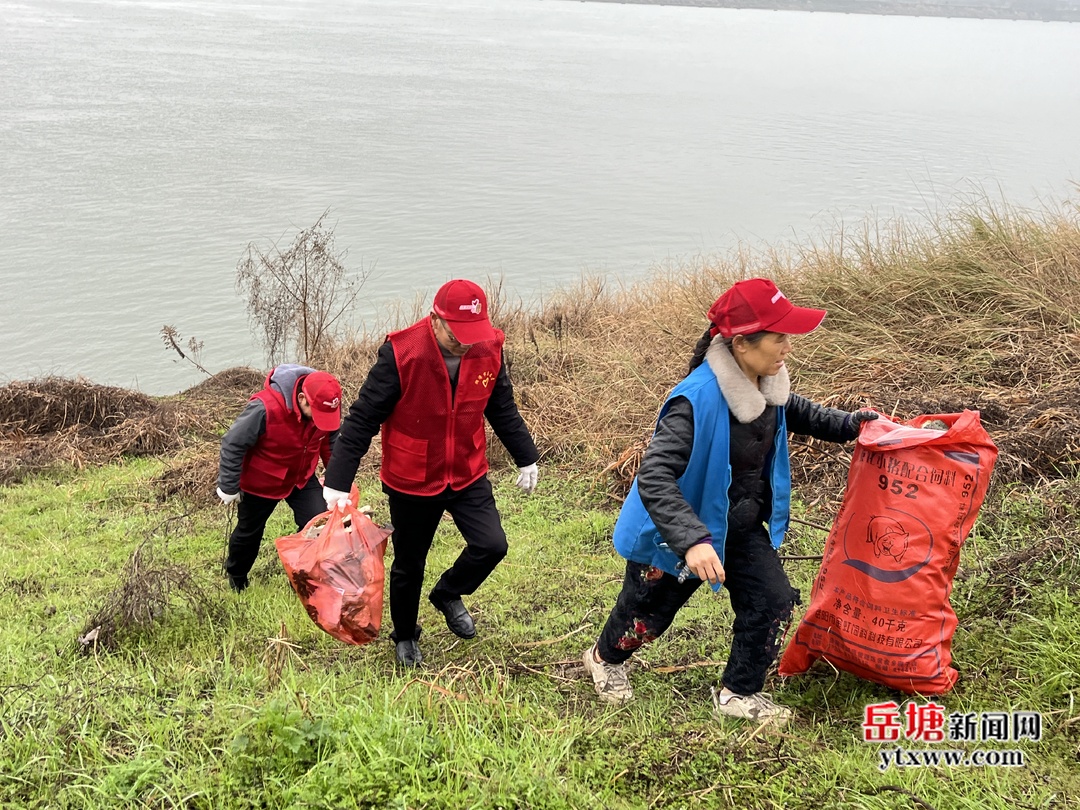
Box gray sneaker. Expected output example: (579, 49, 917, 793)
(582, 645, 633, 705)
(711, 687, 793, 723)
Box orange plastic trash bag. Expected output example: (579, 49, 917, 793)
(275, 503, 393, 645)
(779, 410, 998, 694)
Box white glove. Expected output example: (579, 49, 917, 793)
(323, 485, 351, 511)
(515, 463, 539, 495)
(216, 487, 241, 505)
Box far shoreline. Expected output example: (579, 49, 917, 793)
(579, 0, 1080, 23)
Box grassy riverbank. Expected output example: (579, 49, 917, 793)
(2, 200, 1079, 808)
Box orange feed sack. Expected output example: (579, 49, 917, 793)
(779, 411, 998, 694)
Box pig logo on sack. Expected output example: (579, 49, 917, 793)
(842, 507, 932, 583)
(867, 516, 909, 562)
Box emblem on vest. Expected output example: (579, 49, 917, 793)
(475, 371, 496, 388)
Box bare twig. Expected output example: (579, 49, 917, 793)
(648, 661, 727, 674)
(393, 677, 502, 706)
(160, 325, 212, 376)
(790, 515, 834, 533)
(514, 624, 591, 650)
(511, 662, 576, 683)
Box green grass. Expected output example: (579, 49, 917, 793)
(1, 458, 1077, 809)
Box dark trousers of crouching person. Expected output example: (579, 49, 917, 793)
(225, 474, 326, 585)
(384, 476, 508, 643)
(596, 526, 799, 695)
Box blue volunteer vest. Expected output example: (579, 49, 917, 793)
(612, 360, 792, 578)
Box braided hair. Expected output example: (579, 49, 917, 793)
(686, 327, 714, 376)
(686, 327, 769, 377)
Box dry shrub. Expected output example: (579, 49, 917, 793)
(110, 401, 199, 455)
(169, 366, 266, 438)
(79, 534, 219, 653)
(236, 209, 366, 367)
(0, 378, 183, 484)
(151, 441, 220, 506)
(600, 436, 650, 502)
(0, 368, 263, 487)
(0, 426, 95, 485)
(0, 377, 155, 433)
(183, 366, 265, 402)
(497, 274, 700, 466)
(310, 335, 384, 396)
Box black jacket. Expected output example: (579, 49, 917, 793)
(638, 392, 857, 557)
(324, 340, 539, 492)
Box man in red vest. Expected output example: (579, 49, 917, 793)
(217, 364, 343, 593)
(323, 279, 539, 666)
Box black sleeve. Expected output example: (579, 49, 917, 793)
(636, 397, 710, 557)
(785, 393, 858, 442)
(323, 341, 401, 490)
(217, 400, 266, 494)
(320, 429, 338, 467)
(485, 352, 540, 468)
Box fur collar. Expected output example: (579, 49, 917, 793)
(703, 337, 789, 424)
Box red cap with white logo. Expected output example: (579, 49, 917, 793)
(432, 279, 497, 344)
(707, 278, 826, 339)
(301, 371, 342, 432)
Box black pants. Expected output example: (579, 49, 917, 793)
(385, 476, 507, 642)
(225, 474, 325, 580)
(596, 526, 799, 695)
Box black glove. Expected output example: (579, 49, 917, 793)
(846, 409, 878, 437)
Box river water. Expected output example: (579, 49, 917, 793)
(2, 0, 1077, 394)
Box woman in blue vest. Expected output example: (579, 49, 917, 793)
(582, 278, 877, 722)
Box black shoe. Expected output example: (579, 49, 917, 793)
(395, 639, 423, 667)
(228, 574, 249, 593)
(429, 595, 476, 639)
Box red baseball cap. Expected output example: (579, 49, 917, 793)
(707, 278, 826, 338)
(301, 371, 343, 432)
(432, 279, 497, 344)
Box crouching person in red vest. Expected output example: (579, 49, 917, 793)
(322, 279, 540, 667)
(216, 364, 343, 592)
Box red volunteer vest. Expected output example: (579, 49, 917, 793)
(239, 374, 330, 499)
(381, 319, 504, 495)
